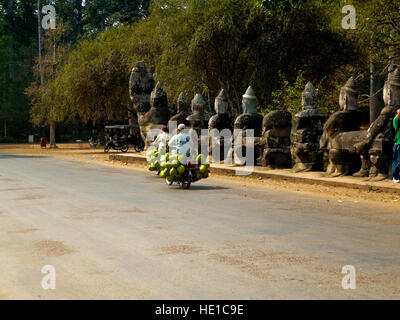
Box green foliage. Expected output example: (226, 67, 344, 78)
(83, 0, 150, 32)
(28, 19, 162, 126)
(0, 0, 37, 139)
(354, 0, 400, 61)
(266, 71, 305, 115)
(0, 0, 153, 140)
(153, 0, 267, 115)
(28, 0, 366, 127)
(22, 0, 400, 138)
(254, 0, 302, 12)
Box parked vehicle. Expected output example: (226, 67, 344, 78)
(104, 138, 129, 153)
(127, 128, 145, 152)
(104, 125, 144, 153)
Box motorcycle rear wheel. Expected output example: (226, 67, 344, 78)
(181, 179, 191, 189)
(121, 145, 129, 153)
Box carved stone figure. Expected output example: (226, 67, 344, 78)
(320, 77, 363, 176)
(291, 82, 326, 172)
(352, 68, 400, 180)
(139, 81, 171, 147)
(208, 89, 233, 162)
(129, 61, 155, 142)
(234, 86, 263, 136)
(169, 92, 191, 128)
(129, 61, 154, 114)
(208, 89, 233, 132)
(262, 110, 292, 169)
(186, 93, 210, 136)
(234, 86, 264, 165)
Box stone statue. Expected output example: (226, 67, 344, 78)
(208, 89, 233, 132)
(129, 61, 155, 142)
(291, 82, 326, 172)
(320, 77, 363, 176)
(234, 86, 263, 136)
(129, 61, 154, 114)
(169, 92, 191, 128)
(139, 81, 171, 147)
(261, 110, 292, 169)
(208, 89, 233, 162)
(352, 68, 400, 180)
(234, 86, 264, 165)
(186, 93, 210, 136)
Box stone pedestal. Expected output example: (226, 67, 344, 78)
(233, 86, 263, 165)
(351, 69, 400, 180)
(320, 77, 363, 177)
(291, 83, 326, 172)
(262, 110, 292, 169)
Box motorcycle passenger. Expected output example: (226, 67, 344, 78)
(153, 126, 170, 154)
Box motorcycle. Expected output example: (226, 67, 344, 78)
(127, 133, 145, 153)
(104, 138, 129, 153)
(165, 162, 199, 189)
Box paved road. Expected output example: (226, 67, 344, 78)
(0, 153, 399, 299)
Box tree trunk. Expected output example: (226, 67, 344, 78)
(38, 0, 57, 148)
(38, 0, 44, 85)
(4, 1, 14, 132)
(128, 109, 138, 135)
(7, 0, 14, 80)
(50, 121, 57, 148)
(77, 0, 83, 35)
(369, 61, 379, 124)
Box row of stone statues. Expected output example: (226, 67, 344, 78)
(321, 69, 400, 180)
(129, 61, 400, 180)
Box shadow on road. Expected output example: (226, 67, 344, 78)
(183, 185, 230, 191)
(80, 151, 142, 154)
(0, 154, 47, 159)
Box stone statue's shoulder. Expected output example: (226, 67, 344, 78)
(234, 113, 249, 125)
(254, 113, 264, 122)
(208, 114, 218, 128)
(263, 110, 292, 129)
(296, 108, 326, 119)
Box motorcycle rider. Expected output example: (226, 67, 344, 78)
(168, 124, 191, 161)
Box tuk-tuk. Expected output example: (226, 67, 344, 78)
(105, 124, 144, 152)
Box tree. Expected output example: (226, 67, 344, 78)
(29, 0, 363, 128)
(0, 0, 37, 140)
(153, 0, 266, 115)
(83, 0, 150, 32)
(154, 0, 359, 114)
